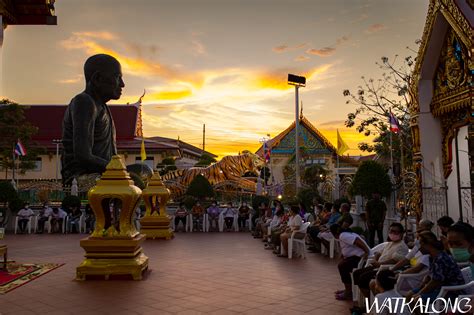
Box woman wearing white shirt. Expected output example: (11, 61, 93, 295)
(278, 206, 304, 258)
(17, 204, 34, 233)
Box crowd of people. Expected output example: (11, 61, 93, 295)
(15, 202, 95, 234)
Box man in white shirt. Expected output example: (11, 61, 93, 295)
(50, 208, 67, 233)
(37, 203, 53, 233)
(17, 204, 35, 233)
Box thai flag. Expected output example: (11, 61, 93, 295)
(389, 112, 400, 134)
(14, 139, 27, 156)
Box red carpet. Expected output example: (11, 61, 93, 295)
(0, 262, 64, 294)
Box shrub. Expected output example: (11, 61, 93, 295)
(349, 160, 392, 198)
(186, 175, 214, 199)
(62, 195, 81, 211)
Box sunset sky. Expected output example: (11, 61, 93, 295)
(1, 0, 429, 158)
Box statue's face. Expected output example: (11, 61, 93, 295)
(97, 63, 124, 101)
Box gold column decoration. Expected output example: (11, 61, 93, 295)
(76, 155, 149, 280)
(139, 172, 174, 239)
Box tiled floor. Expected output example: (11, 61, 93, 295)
(0, 232, 352, 314)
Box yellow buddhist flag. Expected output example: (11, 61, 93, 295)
(140, 138, 147, 161)
(337, 129, 349, 155)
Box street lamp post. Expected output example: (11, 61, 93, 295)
(52, 139, 62, 182)
(288, 74, 306, 195)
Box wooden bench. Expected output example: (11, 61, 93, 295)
(0, 245, 7, 269)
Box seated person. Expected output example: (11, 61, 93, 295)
(330, 223, 370, 301)
(263, 209, 284, 249)
(437, 215, 455, 250)
(36, 203, 53, 233)
(174, 202, 188, 232)
(278, 206, 304, 258)
(206, 201, 221, 231)
(50, 207, 67, 233)
(370, 269, 410, 315)
(260, 203, 279, 239)
(353, 223, 408, 302)
(191, 201, 205, 231)
(406, 231, 465, 302)
(222, 203, 237, 231)
(307, 202, 332, 250)
(254, 202, 272, 238)
(68, 206, 82, 233)
(84, 204, 95, 233)
(447, 222, 473, 264)
(319, 203, 351, 251)
(237, 202, 250, 231)
(16, 203, 34, 233)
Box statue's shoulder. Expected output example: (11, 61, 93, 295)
(68, 92, 98, 113)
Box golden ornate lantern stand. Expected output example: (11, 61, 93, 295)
(76, 156, 149, 280)
(139, 172, 174, 240)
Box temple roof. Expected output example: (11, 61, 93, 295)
(255, 116, 357, 165)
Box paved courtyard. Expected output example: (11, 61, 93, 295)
(0, 233, 350, 315)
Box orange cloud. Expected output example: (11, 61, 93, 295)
(306, 47, 336, 57)
(365, 23, 386, 34)
(294, 55, 310, 62)
(272, 43, 307, 53)
(61, 32, 205, 88)
(149, 89, 193, 100)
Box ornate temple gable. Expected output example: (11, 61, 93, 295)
(410, 0, 472, 115)
(270, 117, 336, 155)
(431, 28, 472, 117)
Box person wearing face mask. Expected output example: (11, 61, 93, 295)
(352, 223, 408, 303)
(206, 201, 221, 232)
(406, 231, 465, 302)
(447, 222, 474, 265)
(237, 202, 250, 231)
(437, 215, 454, 250)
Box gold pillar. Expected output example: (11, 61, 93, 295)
(139, 172, 174, 239)
(76, 156, 149, 280)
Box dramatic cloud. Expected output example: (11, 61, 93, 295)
(294, 55, 310, 62)
(306, 47, 336, 57)
(365, 23, 386, 34)
(58, 75, 82, 84)
(61, 32, 205, 88)
(272, 43, 307, 53)
(305, 35, 350, 57)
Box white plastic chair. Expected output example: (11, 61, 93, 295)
(351, 256, 367, 303)
(203, 213, 209, 232)
(395, 269, 430, 296)
(45, 216, 67, 233)
(14, 216, 35, 234)
(187, 214, 193, 232)
(285, 222, 311, 259)
(320, 234, 338, 259)
(78, 214, 87, 233)
(431, 267, 474, 313)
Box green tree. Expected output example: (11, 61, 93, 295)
(61, 195, 82, 211)
(297, 188, 321, 212)
(343, 54, 416, 170)
(0, 99, 42, 178)
(157, 157, 177, 176)
(0, 181, 22, 226)
(350, 160, 392, 198)
(302, 164, 328, 191)
(194, 154, 217, 167)
(186, 174, 214, 200)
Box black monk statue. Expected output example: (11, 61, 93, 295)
(61, 54, 125, 186)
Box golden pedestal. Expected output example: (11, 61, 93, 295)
(76, 155, 148, 280)
(76, 234, 148, 280)
(140, 172, 174, 240)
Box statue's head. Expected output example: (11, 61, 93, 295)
(84, 54, 124, 102)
